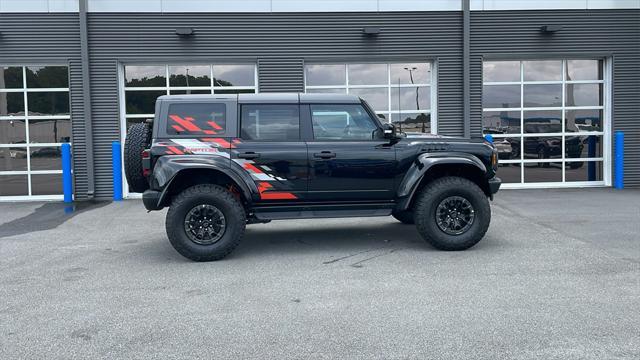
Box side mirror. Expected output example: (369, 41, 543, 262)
(381, 123, 397, 139)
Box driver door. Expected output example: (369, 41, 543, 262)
(304, 103, 397, 201)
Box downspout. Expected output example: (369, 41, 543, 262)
(79, 0, 95, 198)
(462, 0, 471, 138)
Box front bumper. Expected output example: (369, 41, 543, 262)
(488, 176, 502, 194)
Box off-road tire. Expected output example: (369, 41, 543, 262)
(392, 210, 414, 224)
(166, 184, 246, 261)
(414, 176, 490, 251)
(124, 122, 151, 193)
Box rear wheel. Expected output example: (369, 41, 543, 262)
(124, 122, 151, 193)
(392, 210, 414, 224)
(166, 184, 246, 261)
(414, 177, 491, 251)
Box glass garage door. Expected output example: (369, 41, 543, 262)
(304, 62, 436, 134)
(482, 59, 608, 187)
(0, 65, 71, 199)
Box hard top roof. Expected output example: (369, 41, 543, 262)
(157, 93, 363, 104)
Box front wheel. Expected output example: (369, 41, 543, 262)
(414, 177, 491, 251)
(166, 184, 246, 261)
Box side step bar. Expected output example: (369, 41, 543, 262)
(252, 203, 394, 221)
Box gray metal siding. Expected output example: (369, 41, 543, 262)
(470, 9, 640, 187)
(0, 13, 90, 198)
(87, 12, 464, 198)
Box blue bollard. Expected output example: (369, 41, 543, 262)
(484, 134, 494, 144)
(61, 143, 73, 203)
(614, 131, 624, 189)
(112, 141, 123, 201)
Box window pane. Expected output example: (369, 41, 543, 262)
(25, 66, 68, 88)
(167, 103, 226, 136)
(311, 104, 378, 141)
(0, 119, 26, 144)
(241, 105, 299, 141)
(30, 146, 61, 171)
(169, 65, 211, 87)
(0, 175, 28, 196)
(125, 90, 165, 115)
(349, 88, 388, 112)
(565, 109, 602, 132)
(494, 137, 520, 161)
(483, 111, 520, 134)
(305, 64, 345, 86)
(567, 60, 602, 81)
(125, 66, 166, 87)
(523, 84, 561, 107)
(306, 88, 346, 94)
(523, 111, 562, 133)
(523, 137, 563, 160)
(497, 163, 521, 183)
(566, 83, 602, 106)
(566, 135, 602, 159)
(348, 63, 387, 85)
(483, 61, 520, 82)
(27, 92, 70, 116)
(523, 162, 562, 183)
(28, 118, 71, 143)
(483, 85, 520, 108)
(565, 161, 603, 182)
(1, 66, 23, 89)
(213, 65, 255, 87)
(523, 60, 562, 81)
(0, 148, 27, 171)
(169, 89, 211, 95)
(31, 173, 62, 195)
(392, 112, 430, 134)
(390, 87, 430, 111)
(390, 63, 430, 85)
(0, 92, 25, 117)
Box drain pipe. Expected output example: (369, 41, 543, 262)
(462, 0, 471, 139)
(79, 0, 95, 198)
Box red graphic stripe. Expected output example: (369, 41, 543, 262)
(243, 162, 264, 174)
(257, 181, 297, 200)
(207, 121, 223, 130)
(167, 146, 184, 155)
(172, 125, 185, 132)
(169, 115, 202, 132)
(203, 130, 218, 135)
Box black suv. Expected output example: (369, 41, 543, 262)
(124, 94, 501, 261)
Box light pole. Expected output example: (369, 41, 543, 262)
(404, 67, 423, 132)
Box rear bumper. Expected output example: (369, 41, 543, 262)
(488, 176, 502, 194)
(142, 189, 163, 211)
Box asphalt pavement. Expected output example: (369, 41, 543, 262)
(0, 189, 639, 359)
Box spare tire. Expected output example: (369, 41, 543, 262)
(124, 122, 151, 193)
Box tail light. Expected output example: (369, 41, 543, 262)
(141, 149, 151, 177)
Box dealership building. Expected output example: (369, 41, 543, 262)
(0, 0, 638, 200)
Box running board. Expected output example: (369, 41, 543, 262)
(252, 203, 394, 220)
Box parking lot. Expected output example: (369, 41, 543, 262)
(1, 189, 639, 359)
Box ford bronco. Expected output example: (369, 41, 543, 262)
(124, 94, 501, 261)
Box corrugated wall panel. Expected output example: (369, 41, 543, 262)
(87, 12, 464, 198)
(258, 58, 304, 93)
(470, 10, 640, 187)
(0, 13, 89, 198)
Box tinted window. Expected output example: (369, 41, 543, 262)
(311, 104, 378, 140)
(241, 105, 299, 141)
(166, 103, 226, 136)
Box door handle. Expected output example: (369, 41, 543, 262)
(313, 151, 336, 159)
(238, 152, 260, 159)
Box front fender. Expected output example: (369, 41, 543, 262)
(150, 155, 259, 205)
(396, 152, 487, 209)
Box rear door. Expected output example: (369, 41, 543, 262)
(231, 103, 308, 201)
(304, 102, 397, 201)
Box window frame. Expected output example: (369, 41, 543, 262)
(482, 58, 611, 188)
(0, 64, 70, 200)
(303, 61, 437, 135)
(239, 103, 302, 142)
